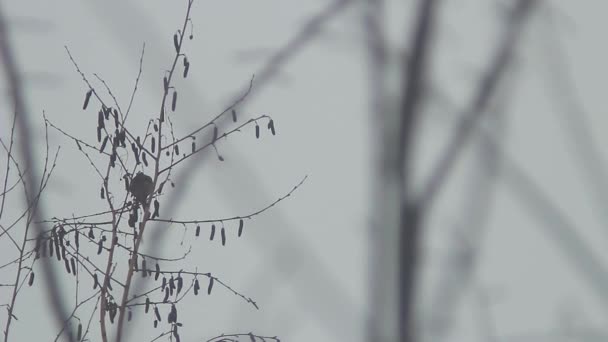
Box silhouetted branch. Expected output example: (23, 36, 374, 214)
(397, 1, 441, 341)
(125, 43, 146, 122)
(151, 175, 307, 225)
(159, 114, 273, 174)
(205, 332, 280, 342)
(0, 105, 18, 220)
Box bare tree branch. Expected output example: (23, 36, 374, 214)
(397, 1, 441, 341)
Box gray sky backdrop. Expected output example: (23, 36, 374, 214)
(1, 0, 608, 341)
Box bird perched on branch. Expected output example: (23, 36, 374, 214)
(130, 172, 154, 205)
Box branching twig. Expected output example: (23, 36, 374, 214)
(205, 332, 280, 342)
(124, 43, 146, 123)
(151, 175, 307, 224)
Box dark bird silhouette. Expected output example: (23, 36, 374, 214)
(130, 172, 153, 205)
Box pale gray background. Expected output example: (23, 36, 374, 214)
(1, 0, 607, 341)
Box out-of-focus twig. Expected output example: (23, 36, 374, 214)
(414, 3, 535, 340)
(396, 1, 441, 341)
(536, 7, 608, 240)
(425, 64, 518, 341)
(417, 0, 537, 211)
(0, 4, 73, 342)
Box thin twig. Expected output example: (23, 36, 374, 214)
(151, 175, 307, 224)
(115, 2, 194, 341)
(159, 115, 272, 174)
(124, 43, 146, 123)
(205, 332, 280, 342)
(0, 104, 18, 219)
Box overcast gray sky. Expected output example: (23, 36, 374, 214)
(2, 0, 608, 341)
